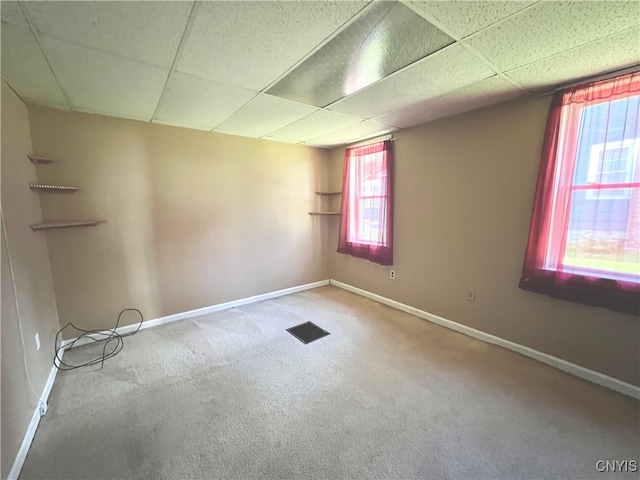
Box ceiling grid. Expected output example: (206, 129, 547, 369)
(401, 0, 537, 93)
(151, 1, 202, 124)
(2, 0, 638, 147)
(16, 1, 74, 111)
(254, 0, 376, 96)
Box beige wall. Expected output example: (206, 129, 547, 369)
(26, 106, 328, 334)
(1, 83, 60, 478)
(327, 96, 640, 387)
(3, 90, 637, 480)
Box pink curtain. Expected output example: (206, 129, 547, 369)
(520, 72, 640, 314)
(337, 140, 394, 265)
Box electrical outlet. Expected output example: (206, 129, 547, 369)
(35, 332, 41, 351)
(389, 270, 396, 280)
(466, 290, 476, 301)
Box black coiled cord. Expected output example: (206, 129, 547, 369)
(53, 308, 143, 371)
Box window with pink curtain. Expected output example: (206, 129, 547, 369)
(520, 72, 640, 314)
(337, 140, 394, 265)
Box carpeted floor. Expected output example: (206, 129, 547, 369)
(20, 286, 639, 479)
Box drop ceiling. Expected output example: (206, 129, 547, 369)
(2, 1, 639, 148)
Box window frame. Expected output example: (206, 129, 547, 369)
(347, 151, 389, 247)
(519, 72, 640, 315)
(337, 140, 394, 266)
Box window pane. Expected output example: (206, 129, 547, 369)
(358, 197, 382, 243)
(362, 177, 382, 196)
(565, 95, 640, 279)
(363, 153, 383, 180)
(603, 149, 629, 170)
(565, 188, 640, 277)
(360, 152, 386, 196)
(574, 97, 640, 187)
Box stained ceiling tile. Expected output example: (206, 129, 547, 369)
(304, 119, 396, 147)
(329, 43, 496, 119)
(465, 1, 640, 72)
(506, 27, 640, 92)
(376, 75, 522, 129)
(41, 36, 168, 121)
(1, 1, 29, 29)
(22, 1, 192, 68)
(177, 1, 368, 91)
(403, 0, 536, 38)
(264, 109, 363, 144)
(154, 72, 258, 131)
(215, 94, 318, 138)
(267, 1, 453, 107)
(1, 23, 69, 109)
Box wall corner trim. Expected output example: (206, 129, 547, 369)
(8, 356, 61, 480)
(329, 279, 640, 400)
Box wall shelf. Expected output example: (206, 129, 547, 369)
(30, 184, 81, 193)
(28, 153, 105, 232)
(310, 191, 341, 216)
(28, 154, 61, 164)
(30, 221, 106, 231)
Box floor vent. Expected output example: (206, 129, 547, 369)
(286, 321, 330, 344)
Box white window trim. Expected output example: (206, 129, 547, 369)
(347, 152, 388, 246)
(585, 139, 638, 200)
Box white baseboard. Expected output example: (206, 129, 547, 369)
(14, 280, 330, 478)
(8, 352, 62, 480)
(18, 275, 634, 480)
(329, 279, 640, 400)
(62, 280, 331, 349)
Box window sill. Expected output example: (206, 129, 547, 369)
(349, 240, 387, 248)
(542, 266, 640, 284)
(519, 270, 640, 315)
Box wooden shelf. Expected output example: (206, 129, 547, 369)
(314, 191, 342, 195)
(28, 154, 61, 164)
(30, 221, 106, 231)
(30, 184, 81, 193)
(308, 212, 341, 216)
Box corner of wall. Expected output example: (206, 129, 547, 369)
(1, 82, 61, 480)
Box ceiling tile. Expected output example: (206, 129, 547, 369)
(377, 75, 522, 129)
(41, 36, 168, 121)
(22, 1, 192, 68)
(154, 72, 257, 131)
(264, 109, 363, 144)
(177, 1, 368, 91)
(329, 44, 495, 119)
(403, 1, 536, 39)
(215, 94, 318, 138)
(1, 23, 69, 108)
(1, 1, 29, 29)
(465, 1, 640, 72)
(506, 27, 640, 92)
(267, 2, 453, 107)
(304, 119, 396, 147)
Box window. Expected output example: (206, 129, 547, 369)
(585, 139, 637, 200)
(520, 72, 640, 314)
(337, 140, 394, 265)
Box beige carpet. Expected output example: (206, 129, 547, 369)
(20, 286, 639, 479)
